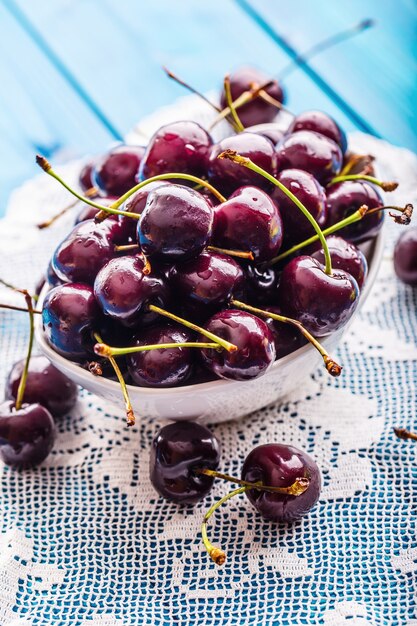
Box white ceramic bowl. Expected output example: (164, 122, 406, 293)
(35, 234, 383, 424)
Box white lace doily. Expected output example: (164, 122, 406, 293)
(0, 96, 416, 625)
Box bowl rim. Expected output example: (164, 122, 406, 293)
(35, 228, 384, 396)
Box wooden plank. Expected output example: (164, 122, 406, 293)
(238, 0, 417, 150)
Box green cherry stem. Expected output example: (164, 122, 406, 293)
(202, 486, 247, 566)
(113, 243, 255, 261)
(394, 427, 417, 441)
(147, 304, 238, 353)
(196, 468, 310, 495)
(94, 341, 222, 358)
(328, 174, 398, 191)
(231, 299, 342, 376)
(37, 186, 97, 230)
(93, 333, 136, 427)
(224, 74, 245, 132)
(218, 150, 333, 275)
(15, 291, 35, 411)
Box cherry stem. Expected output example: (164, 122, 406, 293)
(268, 205, 369, 265)
(37, 186, 97, 229)
(224, 74, 245, 132)
(0, 303, 42, 315)
(207, 245, 254, 261)
(218, 150, 333, 275)
(328, 174, 398, 192)
(94, 341, 222, 358)
(367, 203, 413, 226)
(162, 66, 222, 114)
(196, 468, 310, 495)
(340, 153, 374, 177)
(115, 243, 139, 253)
(394, 427, 417, 441)
(93, 333, 136, 427)
(231, 298, 342, 376)
(147, 304, 238, 353)
(36, 156, 227, 219)
(202, 486, 247, 566)
(15, 291, 35, 411)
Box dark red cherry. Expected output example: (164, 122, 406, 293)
(0, 401, 56, 469)
(270, 169, 327, 245)
(219, 67, 285, 127)
(310, 235, 368, 289)
(264, 306, 307, 358)
(243, 263, 280, 305)
(288, 111, 347, 153)
(394, 227, 417, 286)
(245, 122, 287, 145)
(94, 255, 169, 328)
(200, 309, 276, 381)
(138, 185, 213, 262)
(150, 421, 220, 504)
(46, 261, 64, 288)
(242, 443, 321, 522)
(213, 186, 283, 262)
(93, 145, 145, 197)
(118, 181, 172, 241)
(5, 356, 78, 418)
(52, 219, 123, 285)
(278, 255, 359, 336)
(42, 283, 100, 360)
(140, 121, 212, 181)
(79, 161, 95, 192)
(127, 323, 195, 387)
(169, 250, 244, 320)
(207, 133, 277, 196)
(326, 181, 384, 243)
(275, 130, 342, 184)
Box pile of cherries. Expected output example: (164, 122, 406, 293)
(0, 65, 414, 565)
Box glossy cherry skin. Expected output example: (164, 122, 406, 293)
(219, 67, 285, 127)
(138, 185, 213, 263)
(245, 123, 287, 146)
(93, 145, 145, 197)
(278, 255, 360, 336)
(275, 130, 342, 184)
(94, 255, 169, 328)
(242, 443, 321, 523)
(207, 133, 277, 196)
(270, 169, 327, 245)
(394, 227, 417, 286)
(79, 161, 95, 192)
(169, 250, 244, 320)
(200, 309, 276, 381)
(42, 283, 100, 360)
(52, 219, 126, 285)
(326, 181, 384, 243)
(287, 110, 347, 153)
(46, 261, 64, 288)
(140, 121, 212, 181)
(264, 306, 307, 359)
(150, 421, 220, 504)
(127, 323, 195, 387)
(0, 401, 56, 469)
(213, 186, 283, 262)
(310, 235, 368, 289)
(119, 181, 171, 241)
(5, 356, 78, 418)
(243, 263, 280, 305)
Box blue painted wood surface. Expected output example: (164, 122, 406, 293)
(0, 0, 416, 216)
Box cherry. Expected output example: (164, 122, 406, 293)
(264, 306, 307, 358)
(207, 133, 276, 196)
(169, 250, 244, 321)
(287, 110, 347, 153)
(118, 181, 172, 241)
(326, 181, 384, 243)
(138, 185, 214, 262)
(243, 263, 279, 305)
(310, 235, 368, 289)
(46, 261, 63, 288)
(271, 169, 327, 245)
(212, 186, 283, 262)
(93, 145, 145, 197)
(150, 421, 221, 504)
(5, 355, 78, 418)
(245, 122, 287, 145)
(140, 121, 212, 182)
(79, 161, 95, 192)
(242, 443, 321, 522)
(275, 130, 342, 184)
(200, 309, 276, 381)
(277, 255, 359, 336)
(94, 255, 170, 328)
(0, 401, 56, 469)
(127, 323, 195, 387)
(42, 283, 100, 360)
(219, 67, 285, 127)
(394, 227, 417, 286)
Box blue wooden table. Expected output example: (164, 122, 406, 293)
(0, 0, 416, 215)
